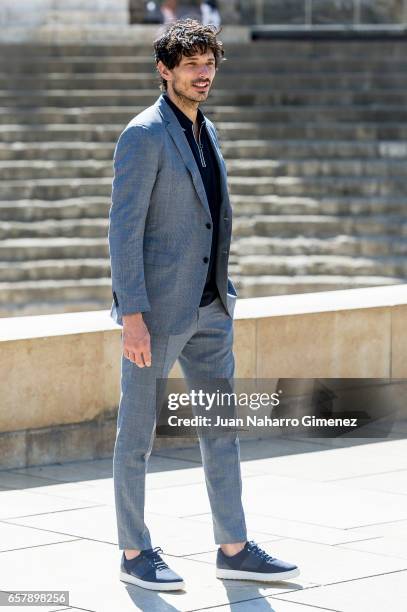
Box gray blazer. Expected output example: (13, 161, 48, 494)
(108, 93, 238, 335)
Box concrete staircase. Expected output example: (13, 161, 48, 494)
(1, 39, 407, 316)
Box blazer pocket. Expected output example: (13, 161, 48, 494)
(144, 248, 175, 266)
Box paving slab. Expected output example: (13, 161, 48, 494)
(241, 440, 407, 482)
(0, 521, 79, 552)
(337, 518, 407, 542)
(154, 472, 407, 529)
(276, 568, 407, 612)
(153, 437, 330, 464)
(6, 459, 114, 484)
(6, 455, 197, 481)
(0, 471, 67, 489)
(0, 487, 100, 521)
(8, 505, 119, 545)
(328, 468, 407, 494)
(0, 539, 313, 612)
(338, 535, 407, 561)
(1, 438, 406, 609)
(185, 538, 407, 585)
(155, 439, 407, 484)
(194, 599, 335, 612)
(186, 512, 383, 546)
(7, 504, 278, 557)
(0, 595, 68, 612)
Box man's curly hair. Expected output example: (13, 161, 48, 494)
(153, 18, 225, 92)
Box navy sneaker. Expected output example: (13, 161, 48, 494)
(216, 540, 300, 582)
(120, 547, 185, 591)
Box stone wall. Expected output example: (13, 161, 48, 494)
(1, 285, 406, 468)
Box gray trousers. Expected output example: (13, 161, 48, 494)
(113, 296, 248, 550)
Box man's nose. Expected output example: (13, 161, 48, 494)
(198, 66, 210, 79)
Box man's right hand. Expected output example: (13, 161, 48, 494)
(122, 313, 151, 367)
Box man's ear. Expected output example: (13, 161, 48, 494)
(157, 60, 171, 82)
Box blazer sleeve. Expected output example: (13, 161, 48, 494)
(108, 124, 160, 315)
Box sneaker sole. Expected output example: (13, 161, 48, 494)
(120, 571, 185, 591)
(216, 567, 300, 582)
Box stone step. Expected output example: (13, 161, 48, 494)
(6, 72, 407, 89)
(1, 175, 406, 201)
(237, 254, 407, 277)
(1, 140, 406, 162)
(0, 142, 115, 161)
(4, 158, 407, 181)
(2, 235, 403, 266)
(232, 235, 407, 257)
(0, 273, 401, 315)
(0, 278, 111, 306)
(1, 39, 405, 315)
(0, 161, 113, 180)
(0, 213, 404, 240)
(0, 157, 406, 181)
(0, 238, 109, 261)
(0, 258, 110, 282)
(0, 178, 111, 201)
(231, 195, 407, 216)
(233, 214, 406, 239)
(4, 121, 407, 143)
(235, 274, 404, 298)
(4, 89, 407, 107)
(0, 218, 109, 239)
(2, 194, 406, 223)
(0, 298, 109, 318)
(3, 41, 407, 58)
(227, 175, 407, 197)
(3, 104, 407, 126)
(3, 174, 407, 201)
(6, 57, 407, 74)
(223, 159, 407, 178)
(0, 197, 109, 220)
(224, 140, 407, 160)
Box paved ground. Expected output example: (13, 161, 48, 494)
(0, 433, 406, 612)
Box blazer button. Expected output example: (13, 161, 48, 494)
(224, 217, 229, 222)
(203, 256, 209, 263)
(206, 222, 211, 229)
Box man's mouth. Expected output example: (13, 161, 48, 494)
(193, 81, 209, 90)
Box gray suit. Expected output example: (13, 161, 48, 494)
(108, 93, 237, 335)
(109, 93, 247, 551)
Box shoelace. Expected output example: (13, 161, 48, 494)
(247, 540, 276, 563)
(142, 546, 169, 571)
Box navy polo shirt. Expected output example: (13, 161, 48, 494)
(163, 94, 221, 307)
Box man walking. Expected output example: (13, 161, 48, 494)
(108, 18, 300, 591)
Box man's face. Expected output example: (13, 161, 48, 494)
(159, 50, 217, 103)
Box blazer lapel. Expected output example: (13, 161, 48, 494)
(156, 94, 231, 220)
(166, 122, 212, 219)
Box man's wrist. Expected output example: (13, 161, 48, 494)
(123, 312, 143, 323)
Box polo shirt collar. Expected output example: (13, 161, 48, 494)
(163, 93, 205, 131)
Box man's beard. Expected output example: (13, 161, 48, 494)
(172, 80, 208, 107)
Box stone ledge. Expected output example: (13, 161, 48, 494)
(1, 285, 406, 468)
(1, 284, 406, 342)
